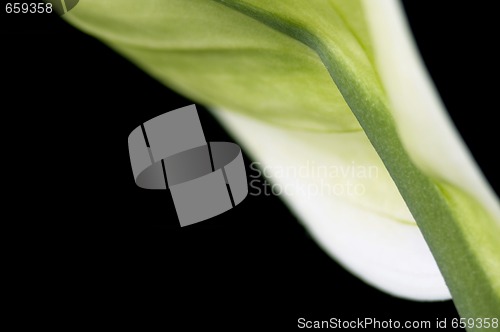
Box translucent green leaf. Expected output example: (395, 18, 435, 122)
(66, 0, 362, 131)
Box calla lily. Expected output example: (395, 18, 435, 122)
(64, 0, 500, 321)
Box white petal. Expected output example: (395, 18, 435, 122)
(211, 109, 451, 300)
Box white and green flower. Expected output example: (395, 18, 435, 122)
(64, 0, 500, 324)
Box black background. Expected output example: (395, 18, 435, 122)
(2, 1, 497, 329)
